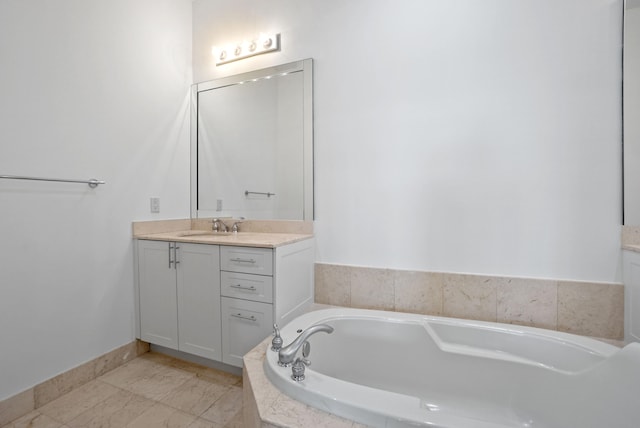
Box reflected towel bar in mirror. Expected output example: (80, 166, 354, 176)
(0, 175, 106, 188)
(245, 190, 276, 197)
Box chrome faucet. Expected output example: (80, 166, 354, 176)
(278, 323, 334, 366)
(212, 218, 228, 232)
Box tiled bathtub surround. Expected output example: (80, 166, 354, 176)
(315, 263, 624, 340)
(622, 225, 640, 251)
(0, 341, 149, 426)
(243, 335, 365, 428)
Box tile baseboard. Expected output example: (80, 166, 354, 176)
(0, 340, 149, 426)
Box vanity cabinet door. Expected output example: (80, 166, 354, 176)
(176, 243, 222, 360)
(221, 297, 273, 367)
(137, 240, 178, 349)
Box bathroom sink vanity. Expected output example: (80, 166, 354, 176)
(132, 58, 316, 369)
(133, 225, 314, 368)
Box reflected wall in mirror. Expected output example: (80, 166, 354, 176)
(625, 0, 640, 224)
(191, 59, 313, 220)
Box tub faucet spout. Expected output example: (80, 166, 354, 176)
(278, 324, 334, 366)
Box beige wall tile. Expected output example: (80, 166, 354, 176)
(622, 225, 640, 246)
(497, 277, 558, 330)
(243, 365, 262, 428)
(0, 388, 34, 426)
(350, 267, 394, 311)
(265, 393, 355, 428)
(94, 341, 143, 378)
(236, 220, 313, 234)
(2, 341, 146, 425)
(312, 263, 623, 340)
(242, 357, 279, 415)
(558, 281, 624, 339)
(443, 274, 497, 322)
(314, 264, 351, 307)
(394, 270, 444, 315)
(132, 219, 191, 235)
(34, 358, 95, 408)
(33, 340, 147, 409)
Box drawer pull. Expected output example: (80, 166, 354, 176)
(231, 313, 257, 322)
(230, 257, 256, 264)
(230, 284, 257, 291)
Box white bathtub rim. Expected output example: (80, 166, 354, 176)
(264, 307, 623, 428)
(265, 345, 514, 428)
(275, 308, 618, 373)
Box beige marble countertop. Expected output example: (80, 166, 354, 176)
(132, 219, 313, 249)
(134, 230, 313, 249)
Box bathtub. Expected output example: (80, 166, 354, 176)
(264, 308, 640, 428)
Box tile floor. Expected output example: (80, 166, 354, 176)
(3, 352, 244, 428)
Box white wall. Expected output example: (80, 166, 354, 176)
(0, 0, 192, 400)
(194, 0, 623, 283)
(0, 0, 623, 403)
(624, 5, 640, 223)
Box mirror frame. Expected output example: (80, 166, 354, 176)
(190, 58, 314, 220)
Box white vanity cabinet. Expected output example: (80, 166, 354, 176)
(220, 247, 275, 366)
(135, 236, 314, 368)
(220, 240, 315, 367)
(136, 240, 222, 361)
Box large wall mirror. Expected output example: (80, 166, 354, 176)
(190, 59, 313, 220)
(625, 0, 640, 224)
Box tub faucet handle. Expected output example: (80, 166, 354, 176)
(271, 324, 283, 352)
(291, 356, 311, 382)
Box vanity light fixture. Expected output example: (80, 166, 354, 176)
(213, 33, 281, 66)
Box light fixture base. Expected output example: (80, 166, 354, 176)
(214, 33, 280, 66)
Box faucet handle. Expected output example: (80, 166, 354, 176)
(271, 324, 283, 351)
(291, 357, 311, 382)
(302, 341, 310, 358)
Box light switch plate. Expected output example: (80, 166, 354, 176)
(150, 197, 160, 213)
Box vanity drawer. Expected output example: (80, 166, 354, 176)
(221, 271, 273, 303)
(220, 246, 273, 276)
